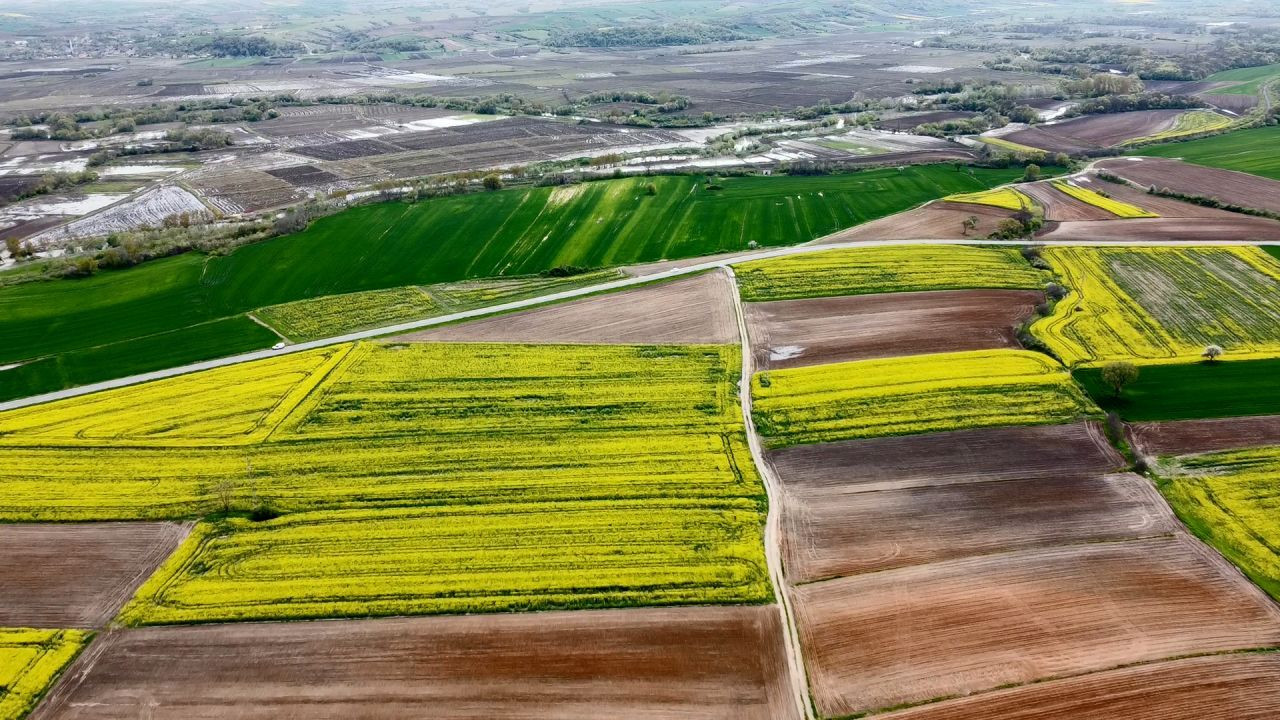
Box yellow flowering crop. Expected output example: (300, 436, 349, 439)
(1122, 110, 1233, 146)
(733, 245, 1048, 302)
(752, 349, 1097, 447)
(979, 136, 1045, 155)
(0, 628, 89, 720)
(1032, 247, 1280, 365)
(1050, 180, 1159, 218)
(1158, 445, 1280, 600)
(943, 187, 1034, 211)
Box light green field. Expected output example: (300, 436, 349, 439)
(1205, 63, 1280, 96)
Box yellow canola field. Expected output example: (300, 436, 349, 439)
(1122, 110, 1233, 146)
(733, 245, 1047, 302)
(943, 187, 1035, 211)
(0, 628, 89, 720)
(1050, 180, 1159, 218)
(752, 349, 1097, 447)
(1032, 247, 1280, 365)
(1160, 445, 1280, 601)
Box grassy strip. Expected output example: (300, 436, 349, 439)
(1075, 357, 1280, 422)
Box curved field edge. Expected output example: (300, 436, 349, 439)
(0, 165, 1026, 403)
(0, 628, 91, 720)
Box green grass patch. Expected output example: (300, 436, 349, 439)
(0, 166, 1021, 400)
(1206, 62, 1280, 96)
(1133, 126, 1280, 182)
(1075, 357, 1280, 422)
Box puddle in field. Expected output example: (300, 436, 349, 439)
(769, 346, 807, 361)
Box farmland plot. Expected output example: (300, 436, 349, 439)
(1130, 415, 1280, 456)
(751, 350, 1096, 447)
(1134, 126, 1280, 182)
(1050, 180, 1159, 218)
(1159, 445, 1280, 599)
(32, 607, 799, 720)
(33, 186, 209, 243)
(1032, 247, 1280, 364)
(733, 246, 1046, 302)
(941, 187, 1033, 211)
(793, 536, 1280, 717)
(0, 628, 88, 720)
(1096, 157, 1280, 215)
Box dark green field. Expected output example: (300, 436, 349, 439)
(1134, 126, 1280, 181)
(0, 166, 1021, 401)
(1075, 357, 1280, 422)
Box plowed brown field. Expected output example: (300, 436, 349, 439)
(1021, 181, 1115, 221)
(879, 653, 1280, 720)
(33, 606, 799, 720)
(1000, 110, 1185, 153)
(817, 203, 1014, 243)
(745, 290, 1040, 370)
(393, 272, 737, 345)
(782, 473, 1174, 582)
(792, 536, 1280, 717)
(1098, 157, 1280, 214)
(1130, 415, 1280, 456)
(767, 422, 1122, 495)
(0, 522, 190, 628)
(1040, 216, 1280, 242)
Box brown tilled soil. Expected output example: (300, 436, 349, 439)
(1001, 110, 1185, 152)
(392, 272, 738, 345)
(1129, 415, 1280, 456)
(745, 290, 1041, 370)
(1039, 216, 1280, 242)
(1020, 181, 1116, 221)
(817, 202, 1014, 243)
(767, 422, 1123, 495)
(878, 653, 1280, 720)
(0, 522, 191, 629)
(782, 473, 1175, 583)
(1098, 157, 1280, 215)
(791, 536, 1280, 718)
(33, 606, 799, 720)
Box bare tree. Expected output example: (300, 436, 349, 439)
(961, 215, 978, 236)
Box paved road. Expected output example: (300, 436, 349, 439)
(2, 236, 1276, 413)
(727, 265, 815, 720)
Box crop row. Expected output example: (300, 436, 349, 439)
(751, 349, 1097, 447)
(733, 245, 1047, 302)
(1050, 181, 1159, 218)
(0, 628, 89, 720)
(1032, 247, 1280, 365)
(1159, 445, 1280, 600)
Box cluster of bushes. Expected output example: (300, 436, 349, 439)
(1067, 92, 1208, 116)
(0, 170, 98, 207)
(547, 23, 750, 48)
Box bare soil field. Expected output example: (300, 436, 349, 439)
(395, 272, 737, 345)
(185, 169, 304, 214)
(1130, 415, 1280, 456)
(0, 522, 190, 628)
(792, 536, 1280, 718)
(1040, 216, 1280, 242)
(1098, 157, 1280, 214)
(768, 422, 1122, 495)
(783, 473, 1175, 583)
(1001, 110, 1184, 153)
(879, 653, 1280, 720)
(817, 202, 1013, 243)
(1021, 181, 1115, 222)
(33, 606, 798, 720)
(745, 290, 1041, 370)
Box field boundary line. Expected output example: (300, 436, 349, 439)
(725, 265, 815, 720)
(2, 237, 1277, 411)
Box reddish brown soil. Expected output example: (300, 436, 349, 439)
(1040, 216, 1280, 242)
(818, 202, 1014, 243)
(393, 271, 738, 345)
(745, 290, 1041, 370)
(33, 606, 799, 720)
(1021, 181, 1115, 221)
(1001, 110, 1185, 152)
(1097, 157, 1280, 215)
(767, 422, 1123, 495)
(782, 473, 1175, 583)
(791, 536, 1280, 718)
(1129, 415, 1280, 456)
(0, 522, 191, 628)
(879, 653, 1280, 720)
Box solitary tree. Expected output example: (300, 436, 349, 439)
(1203, 344, 1224, 363)
(1101, 361, 1140, 398)
(961, 215, 979, 236)
(1022, 163, 1042, 182)
(482, 174, 503, 191)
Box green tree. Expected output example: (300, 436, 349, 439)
(1022, 163, 1042, 182)
(1101, 361, 1139, 398)
(482, 174, 503, 191)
